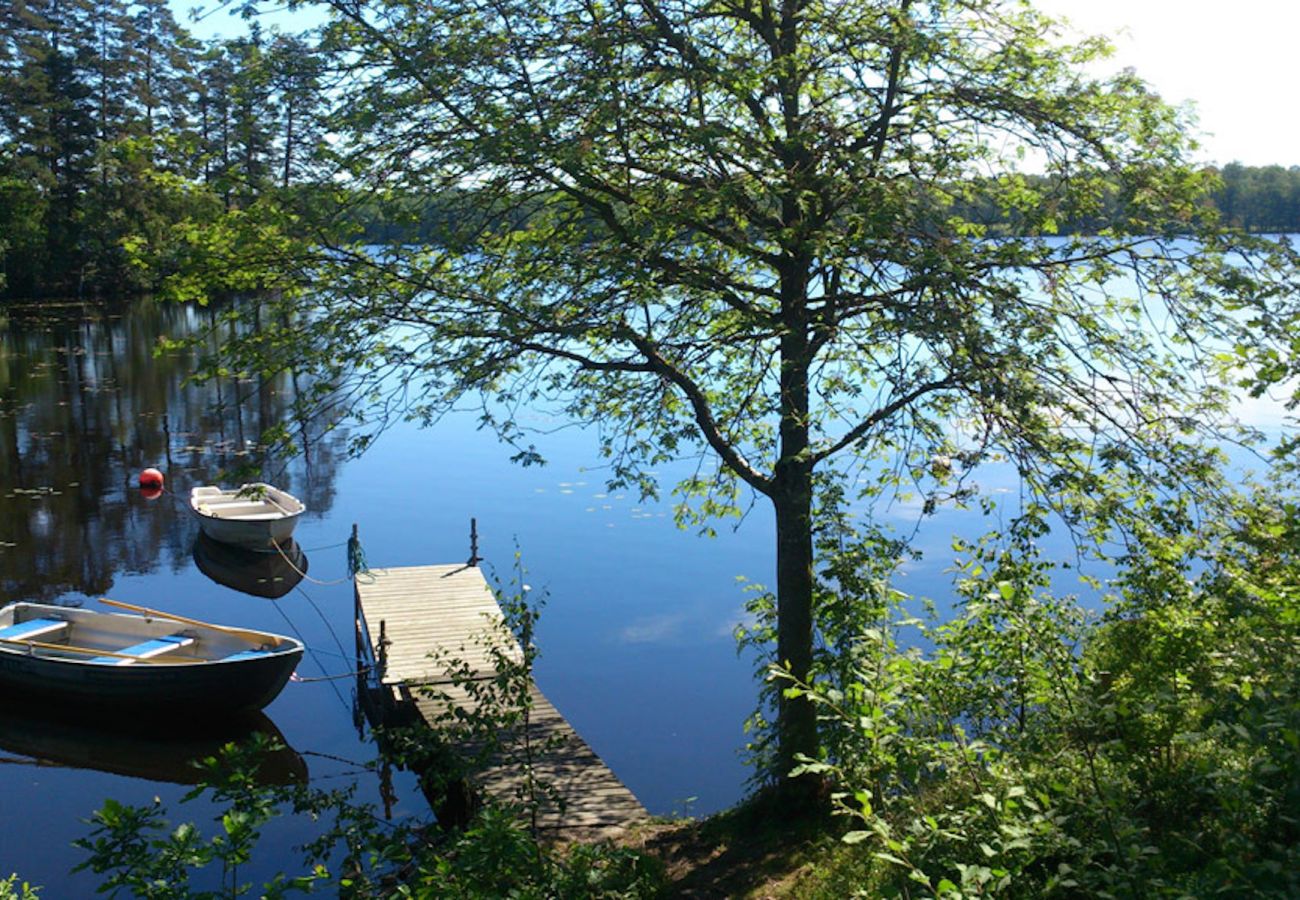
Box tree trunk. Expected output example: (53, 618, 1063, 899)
(771, 0, 818, 796)
(282, 98, 294, 189)
(772, 464, 817, 784)
(772, 317, 819, 804)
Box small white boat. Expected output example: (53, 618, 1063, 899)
(0, 600, 304, 714)
(190, 483, 305, 552)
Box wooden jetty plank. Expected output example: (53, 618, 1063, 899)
(412, 683, 650, 841)
(355, 564, 649, 841)
(356, 565, 522, 684)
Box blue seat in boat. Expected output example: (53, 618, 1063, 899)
(0, 618, 68, 642)
(91, 633, 194, 666)
(222, 648, 270, 662)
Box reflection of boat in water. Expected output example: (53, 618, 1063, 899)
(193, 532, 308, 599)
(190, 483, 306, 551)
(0, 601, 304, 714)
(0, 702, 308, 785)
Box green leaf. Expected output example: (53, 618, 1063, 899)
(854, 790, 873, 815)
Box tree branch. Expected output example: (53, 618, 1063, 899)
(811, 376, 956, 465)
(619, 328, 774, 494)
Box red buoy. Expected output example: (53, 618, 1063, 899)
(138, 467, 164, 490)
(140, 485, 163, 501)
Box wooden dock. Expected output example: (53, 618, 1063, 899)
(354, 563, 649, 841)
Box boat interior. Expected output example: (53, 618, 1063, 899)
(0, 603, 276, 665)
(191, 485, 305, 520)
(196, 502, 289, 521)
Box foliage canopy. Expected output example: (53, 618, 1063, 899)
(165, 0, 1300, 786)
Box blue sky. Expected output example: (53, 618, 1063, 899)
(172, 0, 1299, 168)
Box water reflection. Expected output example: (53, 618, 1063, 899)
(0, 299, 345, 603)
(193, 533, 308, 598)
(0, 702, 307, 785)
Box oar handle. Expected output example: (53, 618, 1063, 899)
(264, 495, 296, 516)
(99, 598, 282, 647)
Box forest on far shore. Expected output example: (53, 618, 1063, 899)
(2, 0, 1300, 301)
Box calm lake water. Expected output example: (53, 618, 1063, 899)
(0, 298, 779, 892)
(0, 293, 1290, 893)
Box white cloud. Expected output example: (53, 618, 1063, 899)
(619, 613, 687, 644)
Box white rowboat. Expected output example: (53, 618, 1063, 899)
(190, 483, 305, 552)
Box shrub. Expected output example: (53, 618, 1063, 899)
(778, 485, 1300, 897)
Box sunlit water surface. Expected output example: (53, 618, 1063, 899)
(0, 296, 1290, 892)
(0, 299, 775, 892)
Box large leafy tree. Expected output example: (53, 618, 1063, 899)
(185, 0, 1298, 791)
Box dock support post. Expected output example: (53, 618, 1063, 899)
(468, 517, 481, 567)
(352, 523, 360, 625)
(352, 529, 366, 735)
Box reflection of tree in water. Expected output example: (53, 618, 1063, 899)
(0, 299, 347, 603)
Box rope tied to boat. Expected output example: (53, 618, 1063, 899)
(347, 526, 369, 578)
(267, 524, 372, 587)
(270, 538, 354, 587)
(290, 666, 371, 683)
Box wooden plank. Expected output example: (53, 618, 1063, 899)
(91, 633, 195, 666)
(355, 564, 650, 841)
(412, 683, 650, 841)
(355, 565, 522, 684)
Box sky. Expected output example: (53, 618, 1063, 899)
(174, 0, 1300, 169)
(1034, 0, 1300, 167)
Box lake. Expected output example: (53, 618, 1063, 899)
(0, 298, 781, 892)
(0, 293, 1290, 893)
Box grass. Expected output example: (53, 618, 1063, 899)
(624, 790, 860, 898)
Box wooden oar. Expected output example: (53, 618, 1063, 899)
(98, 598, 283, 647)
(0, 635, 193, 663)
(263, 494, 297, 517)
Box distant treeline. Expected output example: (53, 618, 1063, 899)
(355, 165, 1300, 245)
(956, 163, 1300, 237)
(1210, 163, 1300, 232)
(1, 0, 1298, 300)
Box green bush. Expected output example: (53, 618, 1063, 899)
(0, 875, 38, 900)
(778, 485, 1300, 897)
